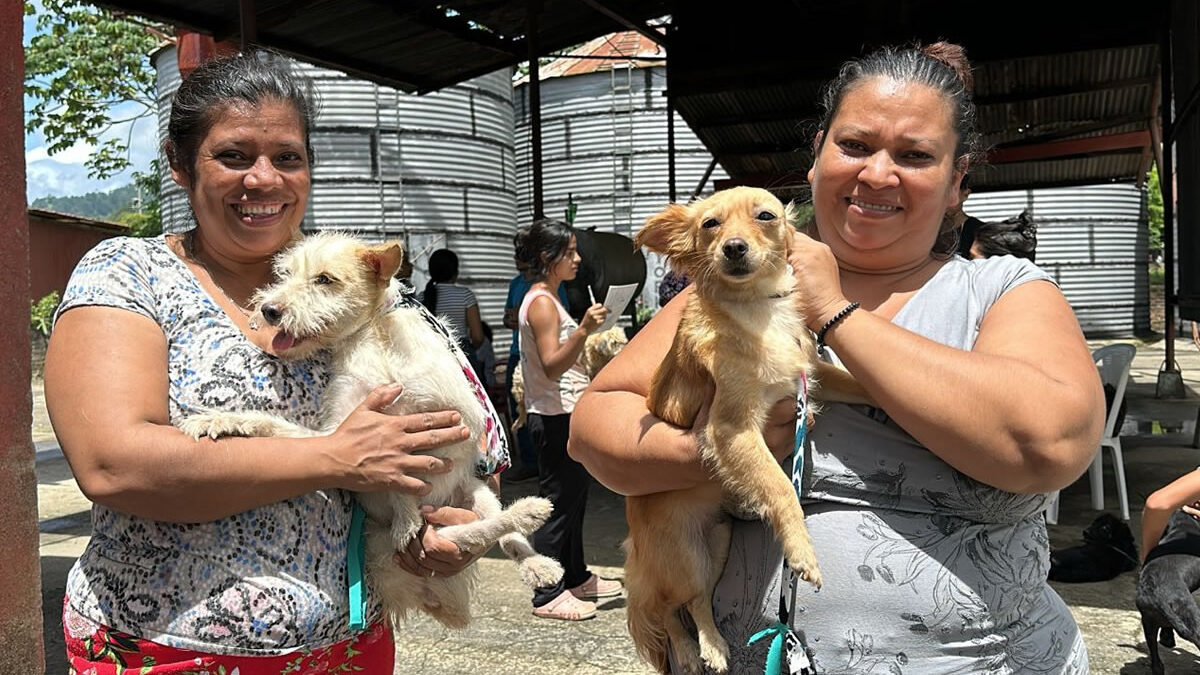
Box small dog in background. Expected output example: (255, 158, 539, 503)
(623, 186, 866, 674)
(510, 325, 627, 433)
(1047, 513, 1138, 583)
(181, 232, 563, 629)
(1137, 510, 1200, 674)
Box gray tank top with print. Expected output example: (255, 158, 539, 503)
(697, 255, 1090, 675)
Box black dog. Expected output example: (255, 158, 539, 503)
(1137, 510, 1200, 674)
(1048, 513, 1138, 583)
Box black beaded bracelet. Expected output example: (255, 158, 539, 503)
(816, 301, 860, 348)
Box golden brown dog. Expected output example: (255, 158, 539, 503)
(625, 186, 862, 674)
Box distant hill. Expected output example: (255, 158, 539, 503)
(31, 183, 141, 221)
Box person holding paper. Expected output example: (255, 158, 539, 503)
(514, 218, 623, 621)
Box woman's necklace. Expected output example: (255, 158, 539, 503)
(176, 233, 260, 324)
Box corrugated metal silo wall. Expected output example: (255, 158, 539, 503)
(153, 47, 519, 357)
(964, 183, 1149, 337)
(514, 66, 731, 309)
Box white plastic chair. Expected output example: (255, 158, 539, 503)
(1046, 343, 1135, 524)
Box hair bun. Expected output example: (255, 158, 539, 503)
(921, 41, 973, 93)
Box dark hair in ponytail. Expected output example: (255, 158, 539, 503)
(513, 219, 574, 278)
(423, 248, 459, 312)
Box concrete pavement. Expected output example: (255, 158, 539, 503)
(33, 338, 1200, 673)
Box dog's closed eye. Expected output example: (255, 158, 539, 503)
(314, 273, 336, 285)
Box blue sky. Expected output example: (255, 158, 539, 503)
(23, 1, 159, 202)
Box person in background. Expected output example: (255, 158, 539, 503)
(570, 42, 1103, 672)
(949, 173, 986, 257)
(476, 321, 498, 388)
(516, 218, 623, 621)
(970, 210, 1038, 261)
(503, 258, 569, 483)
(44, 52, 507, 673)
(424, 248, 486, 380)
(1141, 467, 1200, 562)
(656, 268, 691, 307)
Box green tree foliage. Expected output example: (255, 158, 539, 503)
(24, 0, 166, 179)
(111, 159, 163, 236)
(30, 290, 60, 337)
(1147, 165, 1163, 259)
(31, 183, 138, 219)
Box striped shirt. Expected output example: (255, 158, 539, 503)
(429, 283, 478, 345)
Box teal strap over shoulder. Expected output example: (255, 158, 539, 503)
(347, 501, 367, 630)
(747, 621, 789, 675)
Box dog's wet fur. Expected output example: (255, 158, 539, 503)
(1137, 510, 1200, 674)
(1048, 512, 1138, 583)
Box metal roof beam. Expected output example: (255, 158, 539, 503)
(578, 0, 669, 49)
(974, 76, 1156, 106)
(985, 113, 1150, 148)
(987, 130, 1151, 164)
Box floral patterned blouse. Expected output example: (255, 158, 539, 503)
(56, 235, 508, 656)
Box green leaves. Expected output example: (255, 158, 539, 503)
(30, 290, 60, 337)
(23, 0, 168, 178)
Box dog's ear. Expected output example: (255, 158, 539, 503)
(361, 242, 404, 287)
(634, 203, 694, 260)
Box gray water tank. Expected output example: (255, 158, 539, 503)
(153, 45, 519, 353)
(964, 183, 1149, 337)
(514, 34, 730, 309)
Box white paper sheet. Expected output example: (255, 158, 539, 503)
(592, 283, 639, 333)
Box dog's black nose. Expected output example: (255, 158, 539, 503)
(260, 303, 284, 326)
(722, 238, 749, 260)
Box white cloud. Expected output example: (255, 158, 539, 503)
(25, 139, 95, 166)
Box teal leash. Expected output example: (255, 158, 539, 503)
(347, 501, 367, 630)
(746, 373, 812, 674)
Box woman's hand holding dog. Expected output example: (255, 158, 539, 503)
(325, 383, 468, 496)
(579, 302, 610, 334)
(787, 230, 852, 332)
(393, 504, 480, 578)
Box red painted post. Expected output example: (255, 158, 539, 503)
(0, 0, 45, 670)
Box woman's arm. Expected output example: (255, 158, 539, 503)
(526, 295, 606, 380)
(465, 303, 485, 348)
(789, 234, 1104, 494)
(1141, 469, 1200, 561)
(46, 306, 467, 523)
(568, 287, 797, 496)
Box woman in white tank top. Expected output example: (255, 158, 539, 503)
(515, 218, 624, 621)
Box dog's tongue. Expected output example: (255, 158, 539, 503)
(272, 331, 297, 352)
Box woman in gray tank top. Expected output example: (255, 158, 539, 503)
(571, 42, 1105, 674)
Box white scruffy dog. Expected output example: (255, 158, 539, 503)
(181, 231, 563, 629)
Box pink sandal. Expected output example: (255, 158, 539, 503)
(532, 590, 597, 621)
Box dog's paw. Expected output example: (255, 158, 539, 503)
(178, 413, 242, 440)
(787, 553, 823, 589)
(507, 497, 554, 535)
(673, 638, 705, 675)
(698, 636, 729, 674)
(519, 555, 564, 588)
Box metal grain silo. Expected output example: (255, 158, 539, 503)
(153, 45, 519, 353)
(514, 32, 730, 309)
(964, 183, 1149, 337)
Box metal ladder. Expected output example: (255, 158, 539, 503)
(611, 62, 635, 233)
